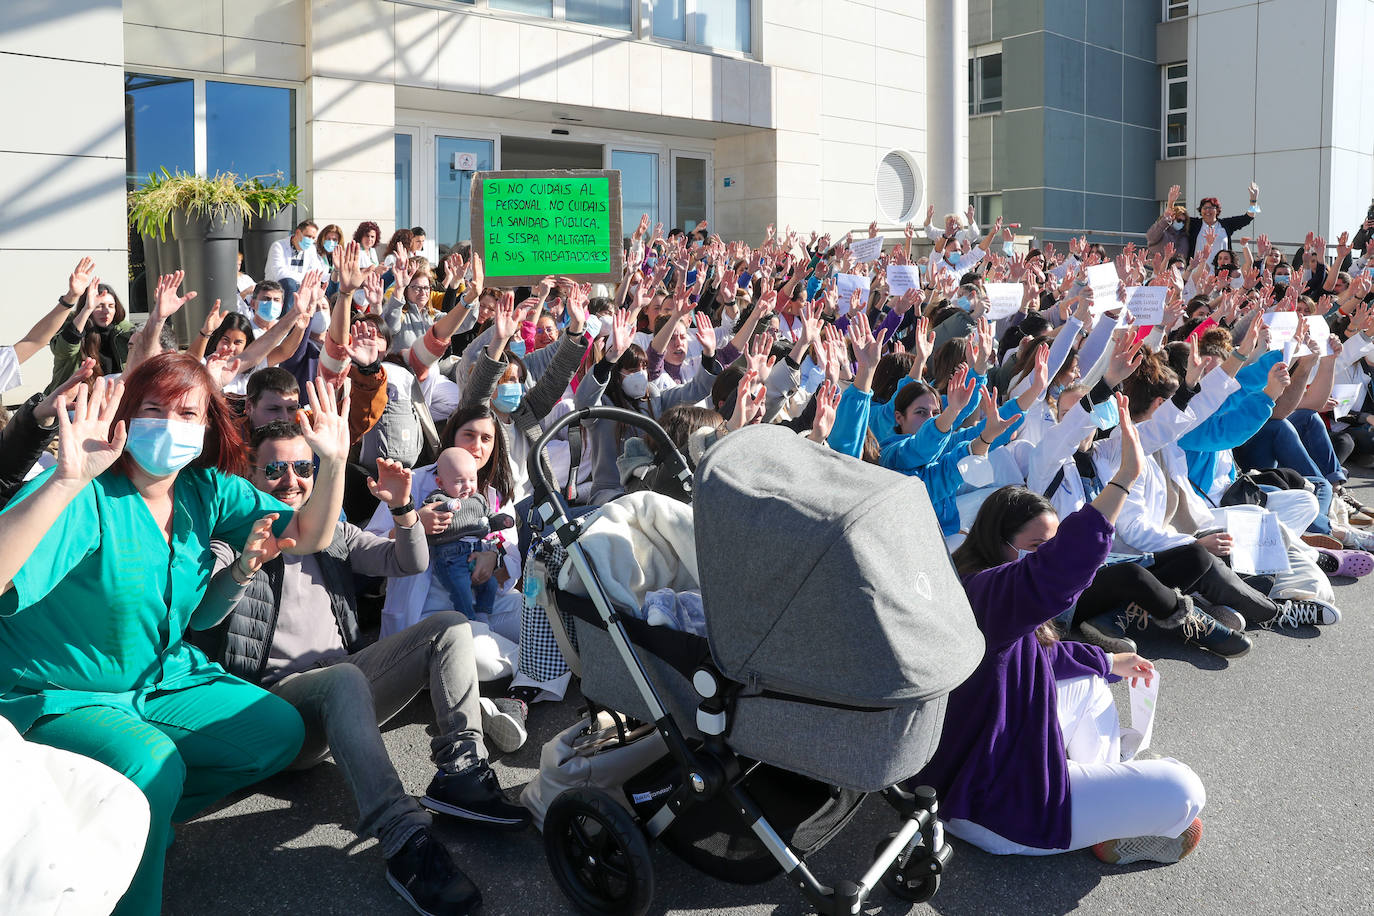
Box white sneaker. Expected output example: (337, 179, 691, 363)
(1268, 598, 1342, 628)
(1339, 526, 1374, 553)
(479, 696, 528, 754)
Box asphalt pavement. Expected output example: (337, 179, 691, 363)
(164, 472, 1374, 916)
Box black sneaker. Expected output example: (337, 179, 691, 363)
(385, 828, 482, 916)
(421, 761, 532, 828)
(1179, 608, 1252, 657)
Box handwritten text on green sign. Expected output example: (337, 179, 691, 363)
(482, 178, 611, 275)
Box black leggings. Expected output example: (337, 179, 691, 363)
(1073, 542, 1213, 625)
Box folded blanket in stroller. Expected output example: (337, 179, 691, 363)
(558, 491, 699, 610)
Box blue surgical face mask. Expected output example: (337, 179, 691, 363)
(582, 314, 603, 339)
(299, 236, 315, 250)
(492, 382, 524, 414)
(508, 337, 527, 358)
(799, 358, 825, 394)
(1048, 383, 1065, 400)
(322, 238, 337, 253)
(954, 296, 973, 313)
(1089, 396, 1120, 431)
(257, 298, 284, 322)
(125, 418, 205, 478)
(1016, 548, 1033, 561)
(1172, 220, 1185, 232)
(1001, 240, 1015, 257)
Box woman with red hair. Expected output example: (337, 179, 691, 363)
(0, 352, 352, 916)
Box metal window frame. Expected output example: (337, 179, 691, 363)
(969, 50, 1003, 117)
(1162, 61, 1188, 160)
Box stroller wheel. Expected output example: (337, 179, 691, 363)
(874, 833, 942, 903)
(544, 788, 655, 916)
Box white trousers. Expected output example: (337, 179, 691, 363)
(946, 676, 1206, 855)
(422, 584, 521, 681)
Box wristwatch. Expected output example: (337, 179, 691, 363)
(389, 500, 415, 516)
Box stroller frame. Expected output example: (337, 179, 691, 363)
(526, 408, 952, 915)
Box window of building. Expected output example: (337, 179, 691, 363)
(124, 73, 295, 188)
(611, 150, 660, 232)
(1163, 63, 1187, 159)
(486, 0, 633, 31)
(969, 193, 1003, 227)
(395, 133, 414, 230)
(436, 136, 495, 252)
(1164, 0, 1189, 20)
(652, 0, 751, 53)
(124, 74, 195, 187)
(969, 52, 1002, 115)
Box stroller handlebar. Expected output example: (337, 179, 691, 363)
(527, 405, 694, 521)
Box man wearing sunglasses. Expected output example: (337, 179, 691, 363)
(195, 421, 526, 916)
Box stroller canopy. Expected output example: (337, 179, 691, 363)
(693, 425, 984, 708)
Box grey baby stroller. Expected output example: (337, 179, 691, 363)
(524, 411, 985, 915)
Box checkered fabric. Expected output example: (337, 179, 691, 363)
(517, 535, 578, 683)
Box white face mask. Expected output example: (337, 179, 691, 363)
(308, 310, 329, 335)
(621, 370, 649, 399)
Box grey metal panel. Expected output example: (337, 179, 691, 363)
(969, 116, 996, 193)
(1044, 32, 1086, 113)
(1122, 55, 1160, 128)
(1156, 158, 1187, 202)
(1044, 0, 1085, 40)
(1085, 117, 1123, 195)
(969, 0, 995, 45)
(1002, 32, 1045, 112)
(1085, 192, 1123, 233)
(1085, 45, 1124, 122)
(1124, 197, 1162, 236)
(1123, 0, 1159, 60)
(1156, 18, 1188, 64)
(993, 0, 1046, 38)
(1005, 188, 1046, 236)
(1001, 108, 1046, 190)
(1123, 124, 1161, 199)
(1043, 189, 1086, 232)
(991, 114, 1013, 191)
(1086, 0, 1124, 51)
(1043, 108, 1085, 189)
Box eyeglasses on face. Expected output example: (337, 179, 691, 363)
(261, 459, 315, 481)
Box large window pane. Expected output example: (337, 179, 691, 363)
(567, 0, 632, 29)
(206, 81, 294, 182)
(654, 0, 687, 41)
(395, 134, 413, 230)
(697, 0, 750, 52)
(978, 53, 1002, 113)
(124, 73, 194, 188)
(673, 154, 707, 233)
(436, 137, 495, 253)
(612, 150, 659, 237)
(490, 0, 552, 16)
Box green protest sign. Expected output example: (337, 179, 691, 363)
(471, 169, 623, 285)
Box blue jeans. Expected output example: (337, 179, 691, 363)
(1287, 408, 1345, 484)
(431, 539, 497, 616)
(1235, 413, 1343, 485)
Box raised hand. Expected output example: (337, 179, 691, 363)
(945, 363, 976, 416)
(343, 320, 382, 366)
(443, 251, 468, 290)
(1113, 392, 1143, 486)
(605, 308, 636, 363)
(491, 291, 518, 343)
(366, 457, 413, 508)
(154, 270, 198, 320)
(205, 345, 243, 389)
(362, 271, 384, 313)
(977, 384, 1020, 445)
(66, 256, 97, 304)
(234, 514, 296, 581)
(809, 380, 842, 444)
(35, 358, 97, 425)
(392, 255, 415, 293)
(745, 332, 777, 379)
(199, 299, 224, 340)
(693, 312, 717, 358)
(1103, 329, 1146, 386)
(53, 375, 126, 486)
(337, 241, 364, 292)
(299, 376, 351, 464)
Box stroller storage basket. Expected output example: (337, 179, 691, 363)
(624, 753, 866, 885)
(558, 588, 949, 794)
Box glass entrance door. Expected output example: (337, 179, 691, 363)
(435, 136, 495, 253)
(670, 152, 710, 233)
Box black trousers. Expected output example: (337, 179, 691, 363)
(1073, 541, 1277, 626)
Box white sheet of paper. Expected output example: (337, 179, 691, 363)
(1294, 315, 1331, 357)
(833, 273, 870, 315)
(886, 264, 920, 297)
(1119, 671, 1160, 762)
(1085, 262, 1121, 315)
(983, 283, 1024, 320)
(849, 236, 884, 263)
(1122, 286, 1167, 325)
(1263, 312, 1299, 350)
(1221, 506, 1290, 576)
(1332, 383, 1363, 418)
(1076, 310, 1126, 388)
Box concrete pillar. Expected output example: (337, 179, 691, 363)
(925, 0, 968, 220)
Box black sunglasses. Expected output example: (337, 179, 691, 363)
(261, 459, 315, 481)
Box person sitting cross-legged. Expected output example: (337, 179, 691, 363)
(192, 418, 530, 916)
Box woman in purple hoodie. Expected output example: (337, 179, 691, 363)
(915, 394, 1206, 864)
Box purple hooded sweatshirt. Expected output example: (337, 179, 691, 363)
(913, 504, 1118, 850)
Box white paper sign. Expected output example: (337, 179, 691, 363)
(1294, 315, 1331, 357)
(1085, 262, 1122, 315)
(1119, 671, 1160, 762)
(849, 235, 884, 263)
(983, 282, 1025, 320)
(1221, 506, 1291, 576)
(1122, 286, 1167, 325)
(1263, 312, 1299, 350)
(1332, 383, 1363, 418)
(833, 273, 870, 315)
(886, 264, 920, 297)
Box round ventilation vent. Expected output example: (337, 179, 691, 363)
(874, 150, 922, 223)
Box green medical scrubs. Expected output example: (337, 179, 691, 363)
(0, 465, 307, 916)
